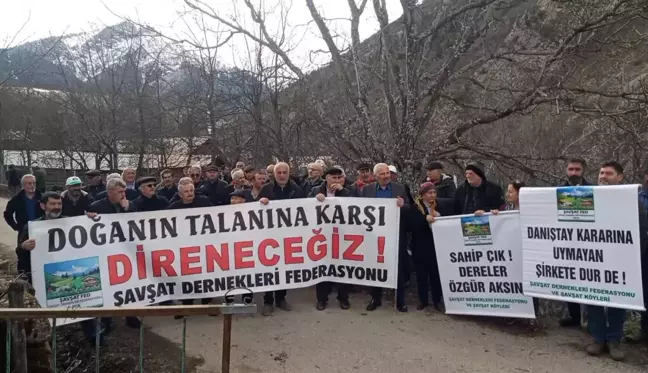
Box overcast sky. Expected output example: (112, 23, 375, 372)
(2, 0, 404, 70)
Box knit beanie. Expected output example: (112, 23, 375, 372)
(465, 161, 486, 180)
(419, 182, 436, 195)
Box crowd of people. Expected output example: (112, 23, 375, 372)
(3, 158, 648, 360)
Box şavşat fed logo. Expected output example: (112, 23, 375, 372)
(44, 256, 104, 308)
(556, 186, 595, 222)
(460, 215, 493, 246)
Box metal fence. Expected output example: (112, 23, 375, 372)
(1, 281, 257, 373)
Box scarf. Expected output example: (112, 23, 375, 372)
(415, 196, 436, 216)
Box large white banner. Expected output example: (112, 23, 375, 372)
(432, 211, 536, 318)
(521, 184, 644, 310)
(29, 197, 400, 325)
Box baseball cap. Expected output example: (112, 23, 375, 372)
(388, 165, 398, 173)
(65, 176, 82, 186)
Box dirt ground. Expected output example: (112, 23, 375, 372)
(1, 197, 648, 373)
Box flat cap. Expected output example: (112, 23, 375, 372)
(244, 165, 256, 172)
(325, 167, 344, 176)
(204, 165, 218, 172)
(230, 189, 248, 198)
(85, 169, 101, 177)
(135, 176, 157, 188)
(356, 163, 371, 171)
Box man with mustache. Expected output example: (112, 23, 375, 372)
(17, 192, 64, 284)
(559, 158, 591, 329)
(61, 176, 94, 217)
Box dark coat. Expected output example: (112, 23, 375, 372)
(3, 190, 43, 232)
(156, 185, 178, 201)
(6, 168, 22, 187)
(83, 183, 106, 199)
(561, 178, 592, 187)
(358, 182, 409, 247)
(258, 180, 305, 200)
(453, 179, 504, 215)
(358, 182, 411, 209)
(168, 195, 213, 209)
(61, 190, 94, 217)
(87, 198, 136, 214)
(225, 184, 251, 198)
(302, 178, 324, 194)
(308, 183, 352, 198)
(436, 174, 457, 201)
(17, 215, 66, 283)
(132, 195, 169, 212)
(33, 168, 47, 192)
(199, 179, 230, 206)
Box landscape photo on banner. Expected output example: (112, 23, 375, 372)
(432, 211, 536, 319)
(29, 197, 401, 325)
(520, 184, 645, 311)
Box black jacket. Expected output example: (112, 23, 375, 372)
(561, 178, 592, 187)
(132, 195, 169, 212)
(83, 183, 106, 199)
(17, 215, 67, 282)
(198, 179, 230, 206)
(95, 188, 140, 201)
(308, 183, 352, 198)
(258, 180, 305, 200)
(61, 190, 94, 217)
(225, 184, 251, 199)
(6, 168, 22, 187)
(453, 179, 504, 215)
(302, 178, 324, 194)
(156, 185, 178, 201)
(168, 195, 213, 209)
(3, 190, 43, 232)
(87, 198, 136, 214)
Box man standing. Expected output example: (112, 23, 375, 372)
(425, 162, 456, 203)
(122, 167, 137, 190)
(4, 174, 43, 242)
(302, 162, 324, 193)
(248, 171, 266, 202)
(168, 178, 213, 210)
(6, 165, 22, 196)
(61, 176, 93, 217)
(95, 173, 139, 201)
(350, 163, 374, 196)
(358, 163, 408, 312)
(311, 167, 352, 310)
(559, 158, 591, 329)
(258, 162, 305, 316)
(586, 161, 646, 361)
(453, 161, 503, 215)
(32, 165, 47, 193)
(227, 169, 250, 195)
(266, 164, 275, 183)
(87, 178, 139, 330)
(132, 176, 169, 212)
(16, 192, 63, 284)
(156, 169, 178, 201)
(168, 178, 214, 316)
(83, 170, 105, 199)
(200, 165, 230, 206)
